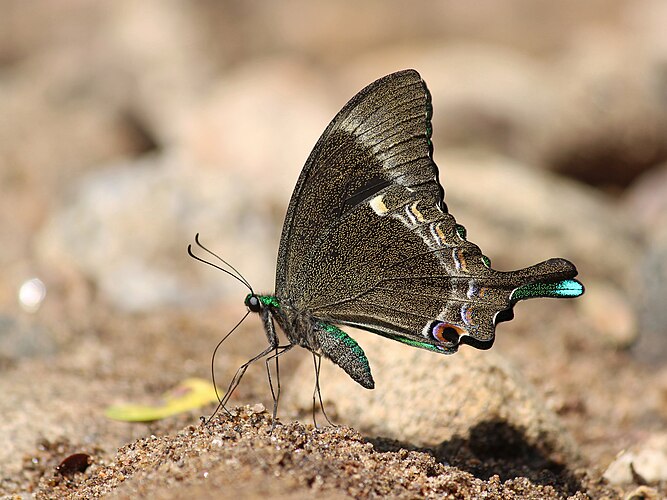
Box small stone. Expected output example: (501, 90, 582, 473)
(604, 434, 667, 485)
(250, 403, 266, 414)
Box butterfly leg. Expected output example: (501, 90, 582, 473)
(207, 308, 282, 424)
(260, 308, 287, 426)
(311, 352, 337, 428)
(204, 343, 276, 424)
(264, 344, 294, 430)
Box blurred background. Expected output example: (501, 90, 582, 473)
(3, 0, 667, 316)
(2, 0, 667, 493)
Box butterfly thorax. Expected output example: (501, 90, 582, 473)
(270, 297, 321, 350)
(249, 294, 315, 349)
(252, 293, 375, 389)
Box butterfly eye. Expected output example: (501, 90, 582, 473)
(431, 322, 465, 345)
(245, 294, 262, 313)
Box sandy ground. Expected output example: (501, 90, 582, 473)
(3, 2, 667, 499)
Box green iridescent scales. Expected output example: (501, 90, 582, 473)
(257, 294, 280, 308)
(238, 69, 584, 394)
(510, 279, 585, 303)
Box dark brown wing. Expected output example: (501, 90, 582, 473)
(275, 69, 582, 354)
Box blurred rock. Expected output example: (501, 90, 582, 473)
(35, 153, 279, 312)
(604, 433, 667, 485)
(0, 49, 156, 269)
(626, 0, 667, 64)
(189, 1, 636, 71)
(577, 280, 638, 349)
(631, 233, 667, 365)
(625, 162, 667, 231)
(0, 315, 56, 361)
(624, 163, 667, 365)
(177, 59, 333, 201)
(0, 1, 219, 280)
(284, 334, 580, 464)
(533, 33, 667, 190)
(437, 151, 641, 289)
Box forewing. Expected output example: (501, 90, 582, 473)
(276, 69, 442, 295)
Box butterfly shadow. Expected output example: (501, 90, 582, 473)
(366, 419, 583, 497)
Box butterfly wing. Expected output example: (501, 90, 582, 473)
(276, 69, 442, 291)
(276, 69, 582, 354)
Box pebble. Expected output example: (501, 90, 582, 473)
(604, 434, 667, 485)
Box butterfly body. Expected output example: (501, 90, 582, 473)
(245, 293, 375, 388)
(240, 69, 583, 394)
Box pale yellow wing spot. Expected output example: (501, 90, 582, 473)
(369, 195, 389, 216)
(409, 201, 426, 222)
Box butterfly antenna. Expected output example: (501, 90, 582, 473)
(188, 233, 254, 293)
(193, 233, 253, 291)
(205, 309, 252, 424)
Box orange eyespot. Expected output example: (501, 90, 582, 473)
(431, 322, 466, 344)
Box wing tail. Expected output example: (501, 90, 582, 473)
(458, 257, 583, 347)
(504, 258, 584, 303)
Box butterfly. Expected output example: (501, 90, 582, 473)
(191, 69, 583, 419)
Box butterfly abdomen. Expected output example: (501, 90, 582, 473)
(314, 322, 374, 389)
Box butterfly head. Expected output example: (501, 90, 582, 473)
(244, 293, 262, 313)
(244, 293, 280, 313)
